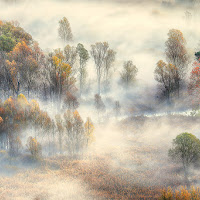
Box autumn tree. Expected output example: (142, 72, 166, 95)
(1, 94, 30, 155)
(5, 60, 20, 96)
(84, 117, 95, 146)
(120, 60, 138, 88)
(169, 132, 200, 185)
(43, 49, 75, 106)
(58, 17, 73, 43)
(76, 43, 89, 95)
(165, 29, 189, 97)
(27, 136, 42, 159)
(64, 45, 77, 68)
(90, 42, 115, 94)
(188, 60, 200, 108)
(52, 50, 71, 108)
(64, 110, 85, 157)
(0, 20, 32, 52)
(7, 41, 39, 98)
(64, 91, 79, 111)
(154, 60, 177, 103)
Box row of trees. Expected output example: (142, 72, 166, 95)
(0, 19, 138, 112)
(154, 29, 189, 103)
(0, 94, 95, 158)
(154, 28, 200, 108)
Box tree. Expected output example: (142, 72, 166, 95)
(0, 34, 16, 52)
(154, 60, 177, 103)
(55, 114, 64, 154)
(94, 94, 105, 122)
(114, 101, 121, 119)
(52, 52, 71, 108)
(84, 117, 95, 145)
(27, 136, 42, 159)
(0, 21, 33, 50)
(91, 42, 114, 94)
(76, 43, 89, 95)
(64, 110, 85, 157)
(165, 29, 189, 97)
(7, 41, 39, 98)
(5, 60, 20, 96)
(103, 49, 116, 91)
(120, 60, 138, 88)
(195, 51, 200, 60)
(188, 60, 200, 108)
(169, 132, 200, 185)
(64, 91, 79, 111)
(64, 45, 77, 68)
(58, 17, 73, 43)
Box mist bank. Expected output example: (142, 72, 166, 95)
(1, 0, 199, 85)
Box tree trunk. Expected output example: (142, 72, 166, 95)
(183, 164, 190, 187)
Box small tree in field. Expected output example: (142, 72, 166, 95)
(120, 60, 138, 88)
(27, 136, 42, 159)
(169, 132, 200, 185)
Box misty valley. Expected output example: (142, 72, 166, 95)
(1, 0, 200, 199)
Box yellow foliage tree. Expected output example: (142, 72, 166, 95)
(17, 93, 29, 109)
(84, 117, 95, 145)
(27, 136, 42, 159)
(0, 116, 3, 124)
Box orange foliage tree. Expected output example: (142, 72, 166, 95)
(188, 60, 200, 109)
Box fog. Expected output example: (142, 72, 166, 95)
(1, 0, 200, 199)
(1, 0, 199, 85)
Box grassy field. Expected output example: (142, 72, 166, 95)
(1, 115, 200, 200)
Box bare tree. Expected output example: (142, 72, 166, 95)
(91, 42, 113, 94)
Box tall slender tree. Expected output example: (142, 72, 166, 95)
(165, 29, 189, 97)
(58, 17, 73, 43)
(76, 43, 89, 95)
(90, 42, 115, 94)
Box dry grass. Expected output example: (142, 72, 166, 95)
(0, 167, 93, 200)
(1, 115, 200, 199)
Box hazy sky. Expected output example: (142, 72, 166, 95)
(0, 0, 199, 84)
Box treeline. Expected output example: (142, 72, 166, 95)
(154, 29, 200, 109)
(0, 18, 138, 111)
(0, 94, 94, 158)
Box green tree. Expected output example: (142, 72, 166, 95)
(169, 132, 200, 185)
(0, 34, 16, 52)
(76, 43, 89, 95)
